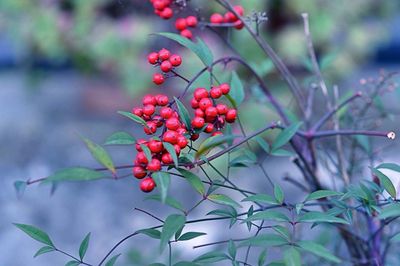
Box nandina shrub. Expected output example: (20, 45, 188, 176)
(13, 1, 400, 266)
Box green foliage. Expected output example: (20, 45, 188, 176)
(174, 97, 192, 131)
(81, 135, 116, 174)
(152, 172, 171, 204)
(208, 194, 242, 208)
(79, 233, 91, 260)
(104, 131, 136, 145)
(160, 214, 186, 252)
(14, 223, 54, 247)
(178, 168, 205, 195)
(229, 72, 245, 107)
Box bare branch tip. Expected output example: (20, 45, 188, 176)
(387, 131, 396, 140)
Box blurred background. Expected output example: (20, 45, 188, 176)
(1, 0, 400, 265)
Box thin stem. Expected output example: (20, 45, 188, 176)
(312, 130, 395, 139)
(55, 248, 93, 266)
(133, 208, 164, 223)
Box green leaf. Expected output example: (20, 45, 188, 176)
(378, 204, 400, 219)
(390, 232, 400, 242)
(156, 33, 213, 66)
(14, 223, 54, 247)
(178, 168, 205, 195)
(160, 214, 186, 252)
(283, 247, 301, 266)
(376, 163, 400, 173)
(65, 261, 80, 266)
(104, 131, 136, 145)
(145, 194, 185, 212)
(33, 246, 55, 258)
(304, 190, 343, 202)
(372, 168, 396, 198)
(163, 142, 179, 167)
(79, 233, 90, 260)
(270, 149, 295, 157)
(140, 144, 153, 163)
(206, 207, 237, 218)
(238, 234, 288, 247)
(272, 122, 302, 151)
(178, 232, 206, 241)
(229, 71, 245, 107)
(298, 211, 349, 224)
(244, 210, 289, 222)
(272, 225, 290, 240)
(152, 172, 171, 204)
(242, 194, 278, 205)
(174, 262, 200, 266)
(45, 167, 105, 182)
(196, 135, 237, 159)
(208, 194, 242, 208)
(298, 241, 341, 263)
(258, 249, 267, 266)
(137, 228, 161, 239)
(193, 251, 230, 264)
(228, 240, 236, 259)
(117, 110, 147, 126)
(255, 136, 270, 154)
(274, 184, 284, 204)
(81, 136, 115, 174)
(105, 254, 121, 266)
(14, 180, 26, 197)
(173, 97, 192, 130)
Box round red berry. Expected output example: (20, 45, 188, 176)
(148, 140, 163, 153)
(158, 48, 171, 61)
(153, 0, 166, 10)
(153, 73, 165, 85)
(180, 29, 192, 39)
(216, 104, 228, 115)
(175, 18, 187, 31)
(136, 152, 149, 165)
(234, 5, 244, 16)
(176, 127, 187, 135)
(204, 123, 214, 133)
(131, 107, 143, 117)
(224, 12, 237, 23)
(220, 83, 230, 94)
(160, 107, 174, 119)
(194, 88, 209, 100)
(143, 94, 157, 106)
(140, 177, 156, 193)
(186, 16, 198, 27)
(205, 115, 216, 123)
(177, 135, 188, 148)
(169, 54, 182, 67)
(191, 116, 205, 129)
(163, 130, 178, 144)
(161, 152, 173, 164)
(205, 106, 218, 117)
(198, 98, 213, 111)
(135, 139, 147, 151)
(165, 117, 181, 131)
(147, 52, 159, 64)
(156, 94, 169, 106)
(152, 115, 164, 127)
(210, 13, 224, 24)
(160, 60, 172, 72)
(160, 7, 173, 19)
(210, 87, 222, 99)
(191, 98, 199, 108)
(234, 21, 244, 30)
(133, 166, 147, 179)
(195, 108, 205, 117)
(190, 133, 199, 141)
(144, 121, 157, 135)
(225, 109, 237, 123)
(147, 158, 161, 171)
(143, 104, 156, 116)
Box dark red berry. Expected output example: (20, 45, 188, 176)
(165, 117, 181, 131)
(148, 140, 163, 153)
(198, 98, 213, 111)
(180, 29, 192, 39)
(234, 5, 244, 16)
(216, 104, 228, 115)
(169, 54, 182, 67)
(210, 87, 222, 99)
(133, 166, 147, 179)
(135, 139, 147, 151)
(140, 177, 156, 192)
(136, 152, 149, 165)
(147, 158, 161, 171)
(174, 144, 181, 155)
(132, 107, 143, 117)
(144, 121, 157, 135)
(225, 109, 237, 123)
(156, 94, 169, 106)
(191, 98, 199, 108)
(176, 127, 187, 135)
(204, 123, 214, 133)
(191, 116, 205, 129)
(143, 104, 156, 116)
(234, 21, 244, 30)
(153, 73, 165, 85)
(190, 133, 199, 141)
(153, 0, 166, 10)
(212, 131, 223, 137)
(161, 152, 173, 164)
(147, 52, 159, 64)
(160, 107, 174, 119)
(205, 106, 218, 117)
(160, 60, 172, 72)
(153, 115, 164, 127)
(186, 16, 198, 27)
(177, 135, 188, 148)
(224, 12, 237, 23)
(163, 130, 178, 144)
(195, 108, 205, 117)
(160, 7, 173, 19)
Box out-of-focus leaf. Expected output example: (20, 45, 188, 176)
(193, 251, 230, 264)
(14, 181, 26, 197)
(118, 111, 147, 126)
(33, 246, 55, 258)
(283, 247, 301, 266)
(45, 167, 105, 182)
(196, 135, 237, 159)
(104, 131, 136, 145)
(178, 232, 206, 241)
(152, 172, 171, 204)
(229, 71, 245, 107)
(178, 168, 205, 195)
(145, 194, 185, 213)
(298, 211, 349, 224)
(378, 204, 400, 219)
(105, 254, 121, 266)
(208, 194, 242, 208)
(81, 136, 115, 174)
(242, 194, 278, 205)
(298, 241, 341, 263)
(238, 234, 288, 247)
(138, 228, 161, 239)
(304, 190, 343, 202)
(244, 210, 289, 222)
(376, 163, 400, 173)
(272, 122, 302, 151)
(372, 168, 396, 198)
(274, 184, 284, 204)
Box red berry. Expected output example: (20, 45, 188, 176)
(234, 21, 244, 30)
(186, 16, 198, 27)
(225, 109, 237, 123)
(160, 7, 173, 19)
(147, 158, 161, 171)
(194, 88, 209, 100)
(158, 48, 171, 61)
(143, 94, 157, 106)
(131, 107, 143, 117)
(133, 166, 147, 179)
(153, 115, 164, 127)
(153, 0, 166, 10)
(160, 60, 172, 72)
(210, 13, 224, 24)
(163, 130, 178, 144)
(175, 18, 187, 31)
(224, 12, 237, 23)
(212, 131, 223, 137)
(205, 106, 218, 117)
(216, 104, 228, 115)
(210, 87, 222, 99)
(156, 94, 169, 106)
(153, 73, 165, 85)
(165, 117, 181, 130)
(176, 127, 187, 135)
(140, 177, 156, 193)
(144, 121, 157, 135)
(174, 144, 181, 155)
(177, 135, 188, 148)
(169, 54, 182, 67)
(136, 152, 149, 165)
(234, 5, 244, 16)
(148, 140, 163, 153)
(160, 107, 174, 119)
(147, 52, 159, 64)
(190, 98, 199, 108)
(220, 83, 230, 94)
(161, 152, 173, 164)
(204, 123, 214, 133)
(195, 108, 205, 117)
(143, 104, 156, 116)
(205, 115, 216, 123)
(135, 139, 147, 151)
(180, 29, 192, 39)
(191, 116, 205, 129)
(190, 133, 199, 141)
(198, 98, 213, 111)
(217, 116, 225, 127)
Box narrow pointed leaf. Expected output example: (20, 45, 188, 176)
(152, 172, 171, 204)
(79, 233, 91, 260)
(193, 251, 230, 264)
(378, 204, 400, 219)
(298, 241, 341, 263)
(376, 163, 400, 172)
(178, 168, 205, 195)
(145, 194, 185, 212)
(372, 168, 396, 198)
(208, 194, 242, 208)
(104, 131, 136, 145)
(81, 136, 115, 174)
(14, 223, 54, 247)
(245, 210, 289, 222)
(163, 142, 179, 167)
(298, 211, 349, 224)
(242, 194, 278, 205)
(238, 234, 288, 247)
(160, 214, 186, 252)
(274, 184, 284, 204)
(229, 71, 245, 107)
(137, 228, 161, 239)
(178, 232, 206, 241)
(117, 111, 147, 126)
(283, 247, 301, 266)
(272, 122, 302, 151)
(304, 190, 343, 202)
(45, 167, 105, 182)
(34, 246, 55, 258)
(105, 254, 121, 266)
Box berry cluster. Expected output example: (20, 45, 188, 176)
(175, 16, 198, 39)
(210, 5, 245, 30)
(148, 48, 182, 85)
(131, 94, 190, 192)
(190, 84, 237, 136)
(149, 0, 174, 20)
